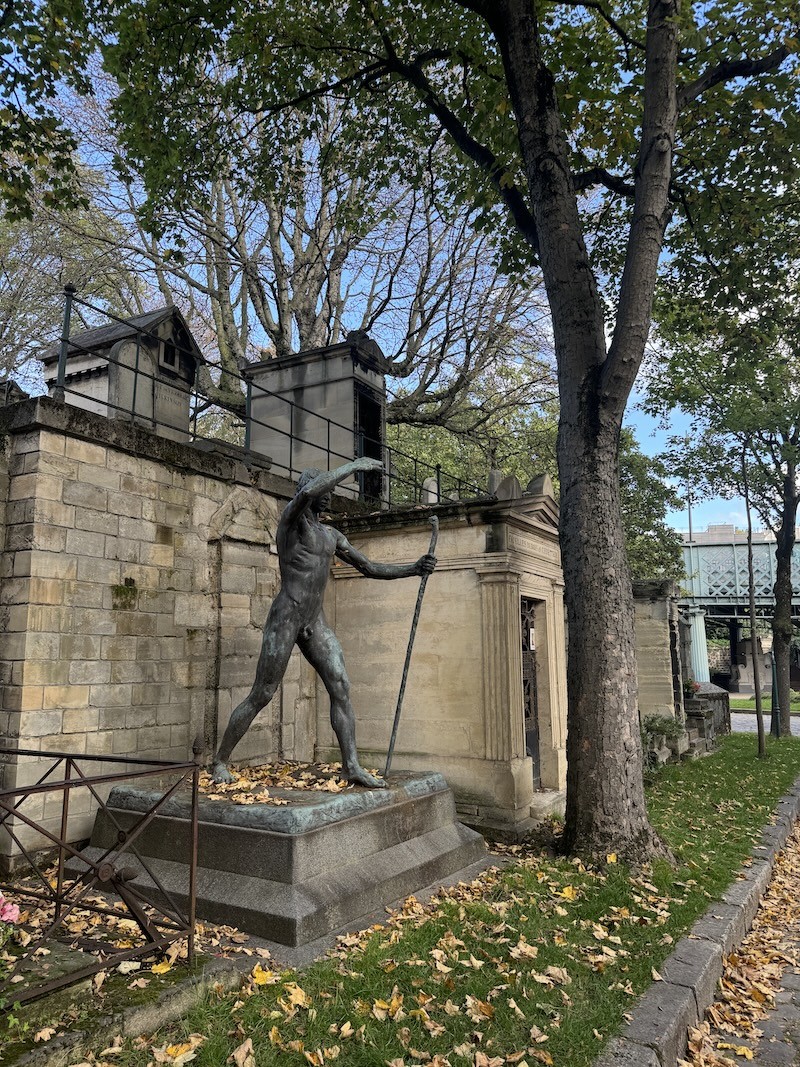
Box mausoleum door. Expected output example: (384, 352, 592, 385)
(354, 384, 383, 502)
(521, 596, 541, 789)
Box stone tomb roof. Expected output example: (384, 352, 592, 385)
(40, 305, 205, 368)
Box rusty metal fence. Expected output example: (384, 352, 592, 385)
(0, 747, 199, 1009)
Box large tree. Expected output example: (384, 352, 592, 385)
(9, 0, 798, 859)
(0, 187, 147, 388)
(45, 81, 555, 427)
(0, 0, 91, 217)
(647, 193, 800, 734)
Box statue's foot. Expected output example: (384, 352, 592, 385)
(210, 760, 235, 785)
(345, 766, 387, 789)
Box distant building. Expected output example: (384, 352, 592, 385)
(679, 524, 800, 692)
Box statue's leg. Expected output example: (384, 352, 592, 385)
(211, 612, 296, 783)
(298, 616, 386, 789)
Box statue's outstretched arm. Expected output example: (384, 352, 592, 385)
(335, 532, 436, 580)
(283, 457, 383, 525)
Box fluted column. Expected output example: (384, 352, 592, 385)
(686, 606, 710, 683)
(479, 572, 525, 761)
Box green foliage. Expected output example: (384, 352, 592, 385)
(0, 0, 91, 217)
(641, 714, 684, 741)
(390, 417, 684, 581)
(639, 713, 684, 774)
(86, 0, 800, 284)
(619, 430, 685, 581)
(645, 169, 800, 536)
(386, 388, 559, 504)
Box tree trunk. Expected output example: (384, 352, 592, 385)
(743, 452, 766, 757)
(559, 408, 664, 859)
(487, 0, 677, 862)
(773, 465, 798, 736)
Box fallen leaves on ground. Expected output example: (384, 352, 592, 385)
(680, 822, 800, 1067)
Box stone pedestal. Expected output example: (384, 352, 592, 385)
(76, 772, 486, 952)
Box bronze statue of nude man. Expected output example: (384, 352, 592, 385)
(211, 457, 437, 787)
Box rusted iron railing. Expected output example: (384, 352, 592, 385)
(0, 746, 200, 1009)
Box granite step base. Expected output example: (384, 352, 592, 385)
(71, 771, 486, 948)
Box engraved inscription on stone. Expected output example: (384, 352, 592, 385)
(155, 384, 188, 428)
(510, 533, 559, 563)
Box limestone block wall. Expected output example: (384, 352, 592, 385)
(633, 580, 683, 720)
(0, 398, 569, 853)
(325, 497, 568, 837)
(0, 399, 315, 867)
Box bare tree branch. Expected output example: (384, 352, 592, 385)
(678, 44, 790, 109)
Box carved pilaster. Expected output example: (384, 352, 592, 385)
(479, 572, 525, 761)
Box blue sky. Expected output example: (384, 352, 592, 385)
(625, 392, 750, 535)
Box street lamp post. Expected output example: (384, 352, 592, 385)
(770, 650, 781, 738)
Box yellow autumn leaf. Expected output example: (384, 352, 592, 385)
(388, 991, 404, 1017)
(166, 1043, 194, 1059)
(151, 960, 172, 974)
(717, 1043, 754, 1060)
(606, 853, 617, 864)
(560, 885, 578, 900)
(372, 998, 390, 1020)
(530, 1052, 554, 1066)
(252, 963, 275, 985)
(284, 981, 312, 1008)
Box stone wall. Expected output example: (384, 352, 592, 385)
(0, 398, 570, 860)
(325, 496, 568, 837)
(0, 399, 315, 867)
(633, 580, 683, 720)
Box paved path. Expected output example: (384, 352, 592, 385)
(730, 712, 800, 737)
(686, 711, 800, 1065)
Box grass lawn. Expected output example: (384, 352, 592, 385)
(11, 734, 800, 1067)
(729, 696, 800, 714)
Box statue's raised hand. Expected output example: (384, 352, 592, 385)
(352, 456, 383, 473)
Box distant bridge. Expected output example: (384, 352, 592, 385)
(678, 527, 800, 686)
(681, 536, 800, 620)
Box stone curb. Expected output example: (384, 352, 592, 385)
(594, 777, 800, 1067)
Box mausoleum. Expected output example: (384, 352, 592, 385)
(0, 319, 572, 870)
(40, 306, 203, 443)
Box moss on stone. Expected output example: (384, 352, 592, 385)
(111, 579, 138, 611)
